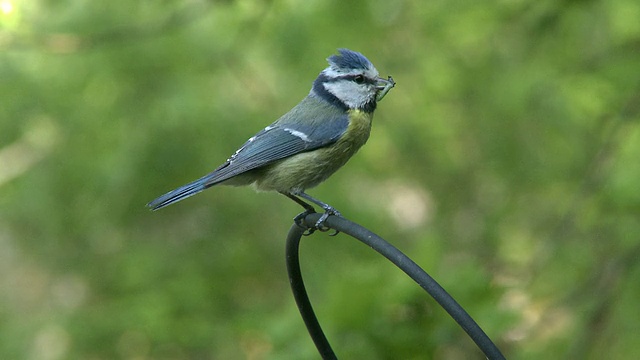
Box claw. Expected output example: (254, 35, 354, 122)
(314, 208, 342, 235)
(294, 210, 312, 225)
(294, 209, 317, 235)
(284, 191, 343, 236)
(315, 212, 330, 230)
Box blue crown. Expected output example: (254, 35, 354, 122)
(327, 49, 372, 71)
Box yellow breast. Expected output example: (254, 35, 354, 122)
(338, 109, 373, 149)
(254, 109, 374, 192)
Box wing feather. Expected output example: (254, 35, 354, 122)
(147, 103, 349, 210)
(207, 113, 349, 183)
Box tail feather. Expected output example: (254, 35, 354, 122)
(147, 175, 215, 210)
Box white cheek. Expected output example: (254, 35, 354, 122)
(324, 82, 373, 109)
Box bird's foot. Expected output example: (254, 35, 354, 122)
(287, 191, 342, 236)
(315, 207, 342, 236)
(294, 209, 317, 236)
(293, 207, 342, 236)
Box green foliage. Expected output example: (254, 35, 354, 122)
(1, 0, 639, 358)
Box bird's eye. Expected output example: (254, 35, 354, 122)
(353, 75, 365, 84)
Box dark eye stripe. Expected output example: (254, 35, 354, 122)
(327, 74, 375, 85)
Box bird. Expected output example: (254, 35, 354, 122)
(147, 48, 395, 233)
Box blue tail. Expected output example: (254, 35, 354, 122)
(147, 174, 215, 210)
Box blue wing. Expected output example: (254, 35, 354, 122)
(147, 103, 349, 210)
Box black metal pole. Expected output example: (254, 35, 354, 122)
(286, 223, 337, 359)
(285, 213, 506, 360)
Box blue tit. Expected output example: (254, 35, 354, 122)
(148, 48, 395, 231)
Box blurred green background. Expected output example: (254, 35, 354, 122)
(2, 0, 639, 359)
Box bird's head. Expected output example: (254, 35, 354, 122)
(312, 49, 395, 112)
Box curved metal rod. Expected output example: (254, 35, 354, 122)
(286, 223, 337, 360)
(285, 213, 506, 360)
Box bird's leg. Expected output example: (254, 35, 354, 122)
(280, 192, 317, 235)
(294, 192, 341, 235)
